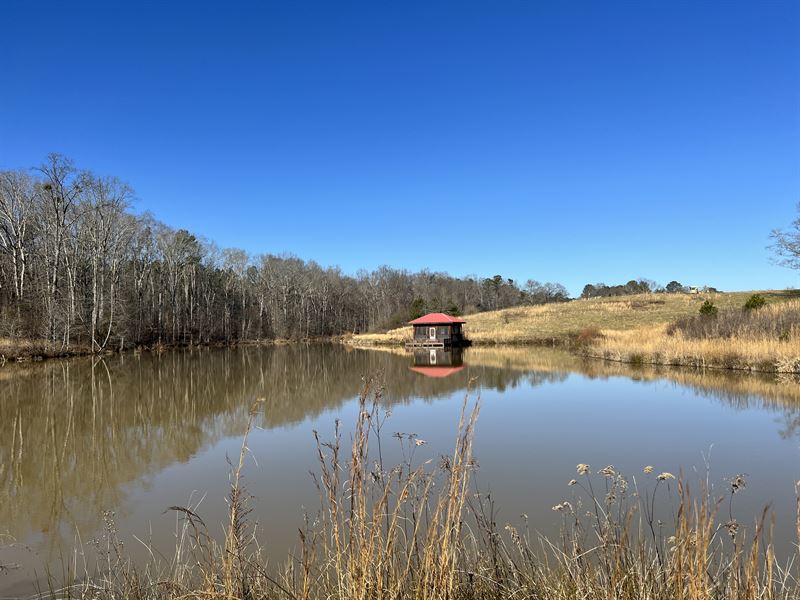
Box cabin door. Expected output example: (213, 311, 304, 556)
(429, 327, 436, 340)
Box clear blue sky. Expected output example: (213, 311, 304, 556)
(1, 1, 798, 296)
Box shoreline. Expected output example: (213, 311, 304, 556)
(3, 289, 798, 376)
(343, 337, 800, 375)
(343, 291, 800, 375)
(4, 332, 798, 376)
(0, 336, 336, 365)
(578, 347, 800, 375)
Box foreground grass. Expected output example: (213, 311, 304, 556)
(41, 382, 800, 599)
(348, 290, 800, 373)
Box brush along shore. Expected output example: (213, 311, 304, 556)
(0, 336, 330, 364)
(583, 298, 800, 374)
(347, 290, 800, 374)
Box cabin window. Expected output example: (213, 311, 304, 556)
(429, 349, 437, 364)
(429, 327, 436, 340)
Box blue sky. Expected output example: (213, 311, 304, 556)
(1, 1, 798, 296)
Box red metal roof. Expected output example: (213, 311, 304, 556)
(408, 312, 466, 325)
(408, 366, 466, 378)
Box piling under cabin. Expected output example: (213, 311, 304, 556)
(405, 313, 470, 348)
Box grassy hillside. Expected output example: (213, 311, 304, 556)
(347, 290, 800, 373)
(350, 290, 797, 345)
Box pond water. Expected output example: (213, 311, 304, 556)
(2, 343, 800, 595)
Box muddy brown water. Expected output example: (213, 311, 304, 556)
(1, 344, 800, 595)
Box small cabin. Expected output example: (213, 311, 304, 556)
(406, 313, 469, 348)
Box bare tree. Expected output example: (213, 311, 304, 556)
(771, 204, 800, 271)
(0, 170, 35, 302)
(0, 154, 569, 348)
(82, 175, 134, 350)
(36, 154, 83, 343)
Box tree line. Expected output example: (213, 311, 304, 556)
(577, 204, 800, 301)
(580, 279, 719, 299)
(0, 154, 571, 350)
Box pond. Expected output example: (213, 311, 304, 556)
(1, 343, 800, 595)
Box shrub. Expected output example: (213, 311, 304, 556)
(628, 352, 645, 366)
(744, 293, 767, 311)
(668, 300, 800, 340)
(665, 280, 684, 293)
(574, 326, 604, 347)
(699, 300, 718, 317)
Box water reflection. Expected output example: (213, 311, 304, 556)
(409, 347, 465, 378)
(1, 343, 799, 592)
(464, 345, 800, 409)
(0, 345, 558, 547)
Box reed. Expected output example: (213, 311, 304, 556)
(35, 382, 800, 599)
(586, 300, 800, 373)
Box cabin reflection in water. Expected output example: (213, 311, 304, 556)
(408, 347, 465, 378)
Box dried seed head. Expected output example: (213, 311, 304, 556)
(599, 465, 616, 478)
(729, 474, 747, 494)
(576, 463, 590, 476)
(568, 479, 577, 486)
(657, 472, 675, 481)
(505, 523, 521, 544)
(643, 465, 654, 474)
(725, 520, 739, 538)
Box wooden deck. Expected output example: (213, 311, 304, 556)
(405, 340, 446, 348)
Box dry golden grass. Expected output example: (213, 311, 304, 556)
(350, 290, 799, 346)
(586, 302, 800, 374)
(348, 290, 800, 373)
(0, 337, 47, 356)
(0, 337, 89, 361)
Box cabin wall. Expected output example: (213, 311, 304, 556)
(413, 325, 453, 340)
